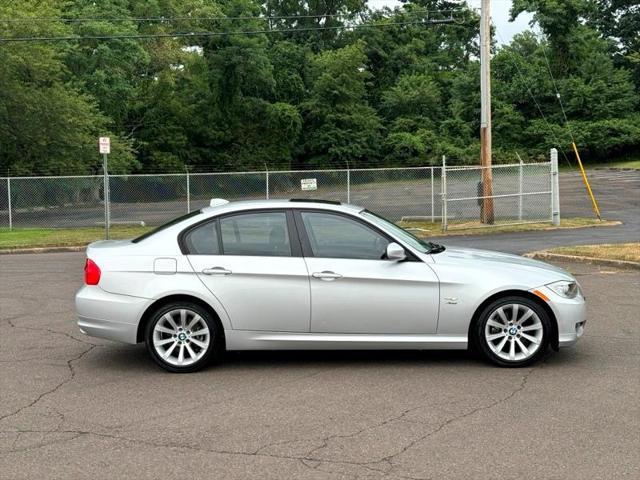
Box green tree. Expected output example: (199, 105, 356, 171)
(0, 0, 135, 175)
(300, 41, 383, 168)
(585, 1, 640, 91)
(510, 0, 585, 73)
(264, 0, 366, 49)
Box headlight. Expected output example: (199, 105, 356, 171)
(547, 280, 579, 299)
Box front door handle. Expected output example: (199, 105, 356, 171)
(312, 271, 343, 281)
(202, 267, 232, 276)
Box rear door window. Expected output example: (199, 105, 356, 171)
(220, 212, 291, 257)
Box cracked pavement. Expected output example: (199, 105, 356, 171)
(0, 254, 638, 479)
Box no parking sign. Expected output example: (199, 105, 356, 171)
(99, 137, 110, 154)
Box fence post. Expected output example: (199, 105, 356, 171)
(518, 157, 524, 221)
(441, 156, 448, 231)
(265, 165, 269, 200)
(430, 167, 434, 223)
(346, 165, 351, 203)
(185, 168, 191, 213)
(550, 148, 560, 226)
(103, 153, 110, 239)
(6, 177, 12, 230)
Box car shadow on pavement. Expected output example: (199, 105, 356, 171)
(224, 349, 478, 367)
(89, 343, 487, 373)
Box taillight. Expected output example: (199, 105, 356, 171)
(84, 259, 101, 285)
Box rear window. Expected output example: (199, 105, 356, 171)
(183, 220, 220, 255)
(132, 210, 202, 243)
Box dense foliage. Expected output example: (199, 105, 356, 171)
(0, 0, 638, 175)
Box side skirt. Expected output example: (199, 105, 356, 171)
(225, 331, 468, 351)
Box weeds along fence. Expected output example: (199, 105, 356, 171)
(0, 154, 559, 234)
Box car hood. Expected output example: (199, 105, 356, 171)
(432, 246, 573, 279)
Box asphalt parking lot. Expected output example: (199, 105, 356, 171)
(0, 253, 638, 479)
(448, 169, 640, 253)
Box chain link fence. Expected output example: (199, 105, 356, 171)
(442, 162, 554, 230)
(0, 157, 559, 235)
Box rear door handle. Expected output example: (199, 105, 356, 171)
(202, 267, 232, 276)
(312, 271, 342, 280)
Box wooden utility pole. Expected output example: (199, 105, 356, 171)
(480, 0, 494, 224)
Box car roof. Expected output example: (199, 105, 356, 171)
(200, 199, 364, 215)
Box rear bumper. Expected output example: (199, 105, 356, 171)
(535, 286, 587, 348)
(75, 285, 149, 344)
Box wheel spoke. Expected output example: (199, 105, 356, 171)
(509, 340, 516, 360)
(180, 309, 187, 328)
(155, 325, 175, 335)
(190, 338, 207, 349)
(185, 343, 197, 360)
(154, 337, 174, 347)
(521, 322, 542, 332)
(190, 328, 209, 337)
(487, 319, 505, 329)
(163, 341, 177, 358)
(186, 314, 202, 331)
(496, 336, 508, 352)
(177, 344, 185, 364)
(511, 304, 519, 323)
(515, 338, 529, 355)
(496, 307, 508, 324)
(487, 332, 506, 341)
(521, 332, 541, 344)
(163, 313, 178, 330)
(517, 309, 534, 325)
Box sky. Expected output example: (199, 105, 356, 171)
(371, 0, 535, 44)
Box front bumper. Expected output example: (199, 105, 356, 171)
(534, 285, 587, 347)
(75, 285, 150, 344)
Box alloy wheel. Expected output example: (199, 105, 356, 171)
(152, 308, 211, 367)
(484, 303, 544, 362)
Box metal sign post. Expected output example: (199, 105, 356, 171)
(7, 176, 12, 231)
(99, 137, 111, 239)
(185, 166, 191, 213)
(550, 148, 561, 226)
(441, 156, 448, 231)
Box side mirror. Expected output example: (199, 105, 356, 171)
(386, 242, 406, 261)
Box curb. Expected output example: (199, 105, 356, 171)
(593, 167, 638, 171)
(435, 220, 621, 237)
(525, 251, 640, 270)
(0, 245, 86, 255)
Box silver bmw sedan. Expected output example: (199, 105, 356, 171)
(76, 199, 586, 372)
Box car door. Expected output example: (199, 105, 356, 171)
(295, 210, 439, 334)
(184, 210, 310, 332)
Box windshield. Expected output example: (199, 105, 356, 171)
(360, 210, 437, 254)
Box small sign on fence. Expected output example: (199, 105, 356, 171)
(99, 137, 111, 154)
(301, 178, 317, 191)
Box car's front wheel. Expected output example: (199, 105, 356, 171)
(145, 302, 222, 373)
(474, 296, 551, 367)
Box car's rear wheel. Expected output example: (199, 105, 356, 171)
(145, 302, 222, 373)
(474, 296, 550, 367)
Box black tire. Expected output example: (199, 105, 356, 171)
(473, 295, 551, 368)
(145, 301, 223, 373)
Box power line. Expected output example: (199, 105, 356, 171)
(540, 41, 575, 142)
(0, 8, 464, 23)
(0, 19, 455, 43)
(495, 29, 573, 166)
